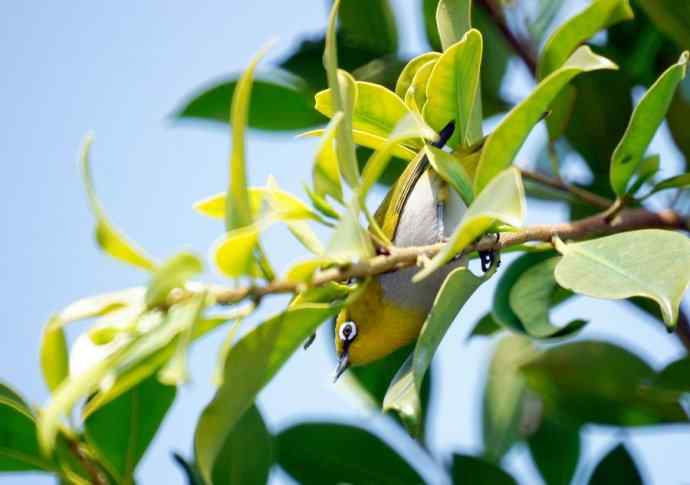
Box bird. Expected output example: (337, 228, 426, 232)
(333, 122, 470, 381)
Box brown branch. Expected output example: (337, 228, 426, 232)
(475, 0, 538, 75)
(67, 439, 107, 485)
(520, 168, 612, 210)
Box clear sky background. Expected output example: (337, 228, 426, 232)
(1, 1, 688, 484)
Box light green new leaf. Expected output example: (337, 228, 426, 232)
(312, 113, 344, 203)
(474, 46, 617, 194)
(84, 375, 175, 483)
(627, 155, 660, 196)
(553, 230, 690, 328)
(286, 220, 325, 255)
(324, 0, 359, 187)
(384, 264, 492, 433)
(636, 0, 690, 49)
(493, 252, 586, 339)
(145, 252, 203, 308)
(208, 405, 273, 485)
(277, 422, 423, 485)
(316, 80, 415, 144)
(414, 167, 524, 282)
(194, 303, 337, 484)
(213, 225, 260, 278)
(423, 29, 483, 148)
(264, 176, 331, 225)
(538, 0, 633, 79)
(482, 335, 537, 463)
(194, 190, 263, 220)
(436, 0, 471, 51)
(647, 172, 690, 196)
(57, 288, 145, 326)
(80, 135, 156, 271)
(301, 127, 417, 162)
(325, 204, 374, 263)
(404, 59, 437, 113)
(225, 43, 272, 231)
(395, 52, 441, 99)
(40, 319, 69, 393)
(425, 145, 474, 205)
(610, 52, 689, 196)
(304, 184, 341, 220)
(0, 383, 53, 471)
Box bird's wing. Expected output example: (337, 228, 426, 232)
(373, 149, 429, 240)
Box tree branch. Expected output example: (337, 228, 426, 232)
(520, 168, 612, 210)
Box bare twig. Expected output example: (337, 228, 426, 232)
(67, 439, 107, 485)
(520, 168, 613, 210)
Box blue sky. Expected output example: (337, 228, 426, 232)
(1, 1, 688, 484)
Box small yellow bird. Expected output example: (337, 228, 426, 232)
(334, 123, 469, 380)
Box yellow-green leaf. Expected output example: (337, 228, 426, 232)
(414, 167, 524, 281)
(436, 0, 472, 51)
(610, 51, 689, 196)
(553, 230, 690, 328)
(425, 144, 474, 205)
(301, 128, 417, 162)
(423, 29, 483, 148)
(80, 135, 156, 271)
(40, 319, 69, 393)
(145, 252, 203, 308)
(325, 204, 374, 263)
(474, 46, 617, 194)
(194, 190, 263, 220)
(404, 58, 437, 114)
(395, 52, 441, 99)
(312, 113, 344, 203)
(213, 225, 260, 278)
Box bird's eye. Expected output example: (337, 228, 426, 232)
(339, 321, 357, 342)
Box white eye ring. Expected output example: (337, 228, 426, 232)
(339, 321, 357, 342)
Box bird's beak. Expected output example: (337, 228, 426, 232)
(333, 351, 350, 382)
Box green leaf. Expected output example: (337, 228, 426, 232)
(324, 204, 374, 262)
(0, 383, 53, 471)
(610, 51, 689, 195)
(324, 1, 359, 188)
(423, 0, 443, 51)
(83, 375, 176, 483)
(473, 6, 511, 117)
(668, 88, 690, 170)
(527, 418, 580, 485)
(302, 127, 417, 162)
(588, 444, 643, 485)
(521, 341, 688, 426)
(654, 357, 690, 393)
(226, 44, 272, 231)
(482, 335, 537, 462)
(466, 313, 502, 340)
(80, 135, 157, 271)
(384, 265, 492, 433)
(474, 46, 617, 194)
(553, 230, 690, 328)
(403, 58, 437, 114)
(425, 145, 474, 205)
(635, 0, 690, 49)
(213, 225, 260, 278)
(208, 405, 273, 485)
(312, 113, 344, 203)
(175, 70, 325, 130)
(449, 454, 517, 485)
(538, 0, 633, 79)
(194, 303, 338, 484)
(647, 172, 690, 196)
(436, 0, 471, 52)
(339, 0, 399, 57)
(395, 52, 441, 99)
(304, 184, 341, 220)
(40, 318, 69, 393)
(276, 422, 423, 485)
(414, 167, 524, 282)
(145, 252, 203, 308)
(627, 154, 660, 195)
(55, 288, 145, 324)
(315, 80, 414, 144)
(493, 252, 586, 338)
(423, 29, 483, 148)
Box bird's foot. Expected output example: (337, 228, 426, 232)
(478, 233, 501, 273)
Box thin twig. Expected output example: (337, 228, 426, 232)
(520, 168, 612, 210)
(67, 439, 107, 485)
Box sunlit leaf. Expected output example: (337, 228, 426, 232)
(610, 51, 688, 196)
(553, 230, 690, 328)
(301, 127, 417, 162)
(324, 1, 359, 187)
(436, 0, 471, 52)
(226, 44, 272, 231)
(527, 418, 580, 485)
(425, 145, 474, 205)
(521, 341, 688, 425)
(474, 46, 617, 194)
(0, 383, 53, 471)
(212, 225, 260, 278)
(40, 318, 69, 392)
(80, 135, 156, 271)
(324, 204, 374, 262)
(312, 113, 344, 203)
(493, 252, 586, 338)
(339, 0, 399, 57)
(277, 422, 423, 485)
(56, 287, 145, 324)
(145, 252, 203, 308)
(194, 303, 338, 484)
(395, 52, 441, 99)
(414, 167, 524, 282)
(423, 29, 483, 148)
(588, 443, 643, 485)
(449, 454, 517, 485)
(482, 335, 537, 462)
(207, 405, 273, 485)
(176, 70, 325, 130)
(538, 0, 633, 79)
(404, 58, 437, 113)
(384, 264, 493, 434)
(286, 220, 325, 255)
(83, 375, 175, 483)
